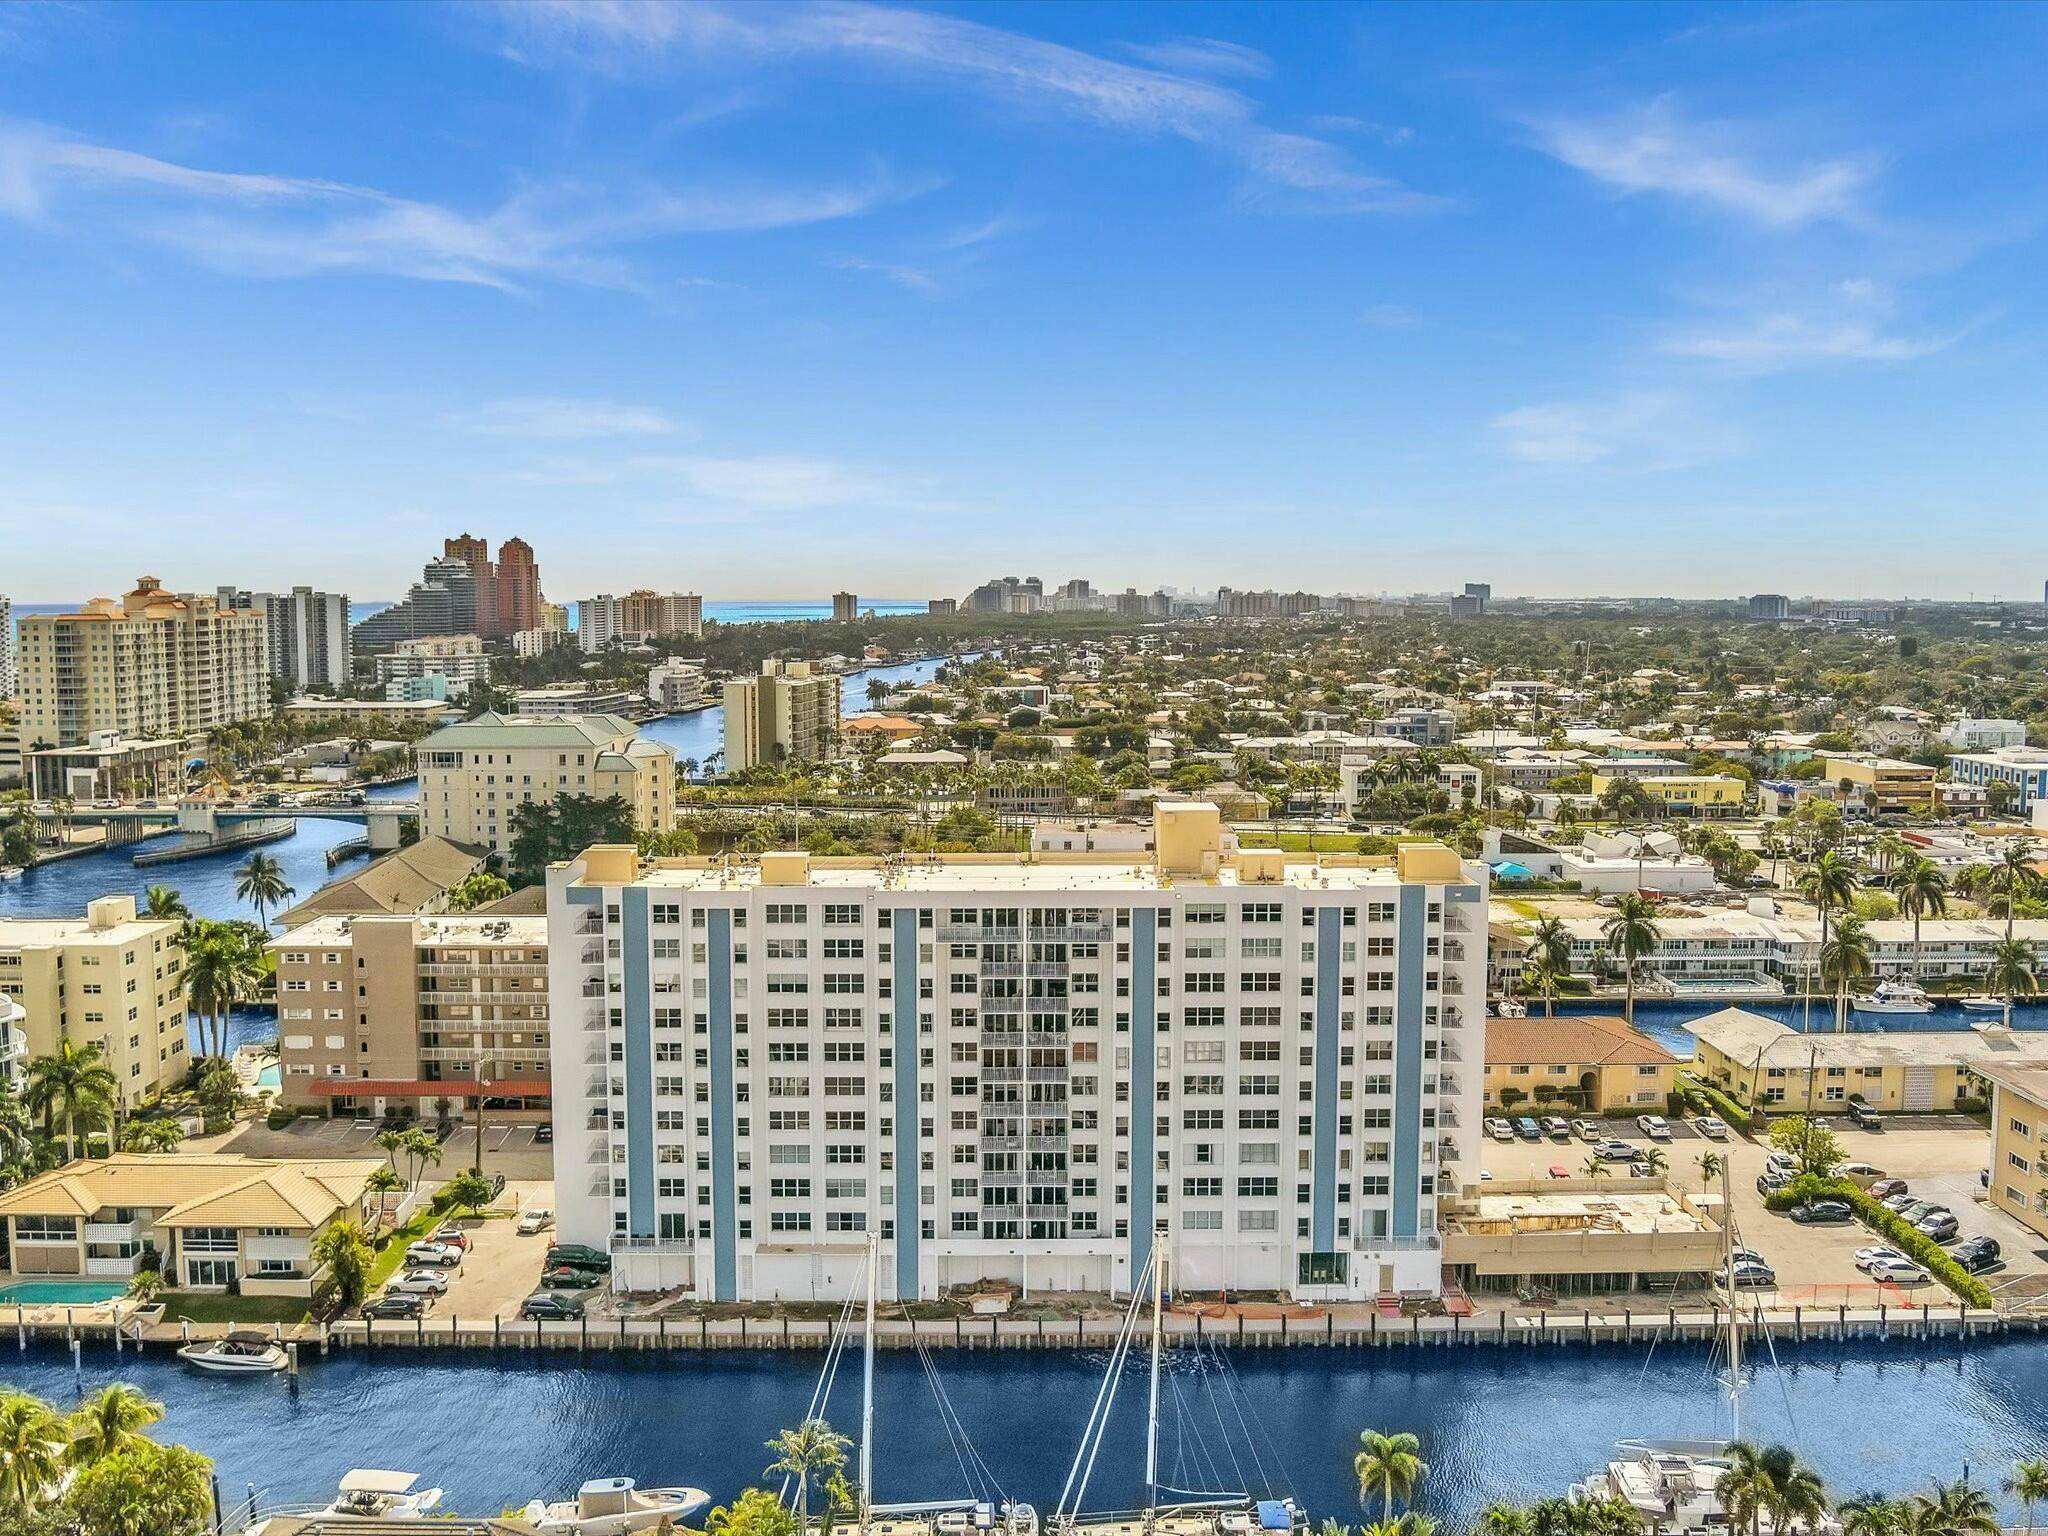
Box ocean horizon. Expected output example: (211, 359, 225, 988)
(10, 598, 932, 627)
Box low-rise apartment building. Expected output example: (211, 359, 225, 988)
(546, 806, 1488, 1305)
(375, 634, 492, 700)
(1689, 1007, 2048, 1112)
(0, 896, 188, 1105)
(513, 684, 638, 718)
(272, 913, 550, 1120)
(1589, 772, 1745, 818)
(1948, 747, 2048, 813)
(1484, 1014, 1679, 1114)
(1981, 1066, 2048, 1241)
(414, 712, 676, 856)
(0, 1153, 381, 1295)
(1822, 754, 1939, 816)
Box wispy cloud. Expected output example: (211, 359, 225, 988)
(1661, 278, 1975, 374)
(1361, 302, 1426, 330)
(938, 212, 1019, 250)
(1119, 36, 1273, 81)
(830, 253, 935, 291)
(0, 121, 921, 290)
(1491, 389, 1747, 470)
(448, 397, 682, 438)
(1530, 98, 1873, 228)
(491, 1, 1442, 215)
(1311, 115, 1415, 147)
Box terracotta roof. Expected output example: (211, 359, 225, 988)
(1484, 1014, 1680, 1068)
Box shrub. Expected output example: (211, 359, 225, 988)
(1955, 1095, 1990, 1116)
(265, 1106, 299, 1130)
(1765, 1177, 1992, 1307)
(1682, 1075, 1753, 1135)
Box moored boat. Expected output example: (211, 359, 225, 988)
(521, 1477, 711, 1535)
(176, 1331, 288, 1374)
(1851, 980, 1934, 1014)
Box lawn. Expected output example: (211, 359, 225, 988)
(158, 1292, 310, 1325)
(365, 1208, 446, 1291)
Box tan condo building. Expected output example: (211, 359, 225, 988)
(16, 577, 271, 748)
(272, 913, 551, 1121)
(413, 712, 676, 855)
(723, 659, 841, 771)
(1982, 1065, 2048, 1242)
(0, 896, 190, 1106)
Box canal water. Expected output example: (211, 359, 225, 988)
(3, 1336, 2046, 1523)
(1553, 997, 2047, 1057)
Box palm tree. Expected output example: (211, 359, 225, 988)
(1988, 937, 2040, 1008)
(1987, 840, 2041, 945)
(365, 1165, 403, 1234)
(1581, 1155, 1611, 1180)
(373, 1127, 407, 1176)
(1837, 1493, 1904, 1536)
(1820, 914, 1874, 1030)
(1719, 1443, 1772, 1536)
(1764, 1447, 1829, 1534)
(1354, 1429, 1427, 1521)
(23, 1039, 117, 1162)
(234, 850, 296, 932)
(1529, 915, 1572, 976)
(0, 1389, 67, 1510)
(1892, 859, 1948, 985)
(140, 885, 189, 920)
(1519, 954, 1566, 1019)
(65, 1383, 164, 1466)
(2006, 1461, 2048, 1536)
(1912, 1480, 1998, 1536)
(1601, 892, 1661, 1025)
(1476, 1506, 1534, 1536)
(1798, 848, 1861, 998)
(182, 919, 268, 1062)
(764, 1419, 851, 1522)
(1696, 1150, 1724, 1193)
(1635, 1146, 1669, 1178)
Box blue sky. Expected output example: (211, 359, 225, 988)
(3, 1, 2045, 602)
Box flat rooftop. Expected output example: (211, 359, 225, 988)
(275, 912, 547, 947)
(1445, 1186, 1711, 1236)
(1691, 1006, 2048, 1068)
(620, 856, 1427, 893)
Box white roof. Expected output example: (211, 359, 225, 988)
(339, 1470, 420, 1495)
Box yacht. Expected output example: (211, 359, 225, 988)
(1851, 980, 1934, 1014)
(520, 1477, 711, 1535)
(319, 1469, 446, 1519)
(176, 1331, 288, 1374)
(1962, 995, 2008, 1012)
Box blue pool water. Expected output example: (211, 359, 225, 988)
(0, 1280, 128, 1304)
(256, 1063, 281, 1089)
(1551, 998, 2048, 1058)
(3, 1338, 2046, 1523)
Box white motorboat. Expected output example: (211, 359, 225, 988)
(176, 1331, 288, 1374)
(1493, 998, 1528, 1018)
(1851, 980, 1934, 1014)
(1962, 995, 2008, 1012)
(321, 1468, 446, 1519)
(521, 1477, 710, 1535)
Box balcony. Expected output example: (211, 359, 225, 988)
(84, 1219, 141, 1243)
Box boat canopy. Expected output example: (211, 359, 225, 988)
(1258, 1503, 1293, 1530)
(339, 1470, 420, 1495)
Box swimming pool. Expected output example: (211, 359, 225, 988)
(256, 1063, 281, 1089)
(0, 1280, 129, 1305)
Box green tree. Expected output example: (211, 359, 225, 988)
(1797, 848, 1861, 1002)
(1354, 1429, 1427, 1521)
(1986, 840, 2041, 946)
(764, 1419, 851, 1522)
(439, 1169, 493, 1213)
(1987, 936, 2040, 1006)
(23, 1039, 117, 1163)
(705, 1487, 801, 1536)
(1519, 954, 1566, 1019)
(180, 918, 269, 1061)
(1910, 1480, 1998, 1536)
(0, 1390, 67, 1511)
(446, 871, 512, 912)
(1820, 913, 1874, 1030)
(233, 850, 296, 932)
(312, 1217, 373, 1307)
(1696, 1150, 1724, 1193)
(2007, 1462, 2048, 1536)
(1767, 1115, 1845, 1179)
(365, 1165, 403, 1235)
(65, 1384, 164, 1467)
(1892, 859, 1949, 984)
(118, 1117, 183, 1153)
(1601, 892, 1661, 1025)
(140, 885, 190, 920)
(62, 1438, 216, 1536)
(1837, 1493, 1905, 1536)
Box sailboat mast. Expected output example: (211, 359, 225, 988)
(1144, 1226, 1166, 1519)
(1719, 1154, 1742, 1442)
(861, 1230, 877, 1530)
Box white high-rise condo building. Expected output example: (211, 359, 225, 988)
(723, 659, 840, 771)
(547, 805, 1487, 1304)
(217, 585, 352, 689)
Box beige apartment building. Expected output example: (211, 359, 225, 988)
(723, 658, 841, 771)
(271, 913, 550, 1120)
(16, 576, 271, 748)
(1983, 1065, 2048, 1242)
(0, 896, 190, 1106)
(412, 712, 675, 855)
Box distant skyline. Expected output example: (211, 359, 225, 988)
(4, 2, 2047, 599)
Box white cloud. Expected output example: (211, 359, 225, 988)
(1663, 311, 1956, 372)
(1119, 37, 1273, 81)
(0, 121, 920, 290)
(1491, 390, 1747, 470)
(491, 1, 1441, 215)
(448, 397, 681, 438)
(830, 254, 935, 291)
(1530, 99, 1873, 228)
(1361, 302, 1425, 329)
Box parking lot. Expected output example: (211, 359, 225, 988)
(1479, 1111, 2048, 1303)
(222, 1115, 556, 1184)
(383, 1182, 567, 1319)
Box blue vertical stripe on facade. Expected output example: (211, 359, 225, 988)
(892, 909, 920, 1300)
(708, 907, 737, 1302)
(1129, 906, 1157, 1277)
(1391, 884, 1426, 1239)
(621, 887, 655, 1240)
(1311, 906, 1342, 1252)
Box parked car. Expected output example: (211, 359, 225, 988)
(1485, 1117, 1515, 1142)
(539, 1266, 604, 1290)
(1547, 1164, 1573, 1180)
(1896, 1200, 1945, 1224)
(1915, 1211, 1961, 1242)
(1952, 1236, 2003, 1273)
(516, 1207, 556, 1236)
(1636, 1115, 1673, 1141)
(1789, 1200, 1854, 1225)
(1853, 1244, 1903, 1271)
(405, 1241, 463, 1267)
(544, 1244, 612, 1273)
(1865, 1255, 1933, 1286)
(1848, 1102, 1883, 1129)
(1765, 1151, 1798, 1176)
(1867, 1178, 1908, 1200)
(535, 1123, 554, 1145)
(387, 1269, 450, 1296)
(1881, 1191, 1921, 1213)
(1756, 1170, 1793, 1195)
(1692, 1115, 1731, 1141)
(1541, 1116, 1572, 1142)
(1838, 1162, 1886, 1188)
(1595, 1139, 1637, 1162)
(430, 1225, 471, 1251)
(363, 1292, 425, 1320)
(1725, 1261, 1777, 1289)
(1572, 1119, 1603, 1141)
(520, 1293, 586, 1321)
(1514, 1118, 1542, 1141)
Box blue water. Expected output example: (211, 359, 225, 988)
(641, 654, 957, 772)
(1552, 999, 2048, 1058)
(3, 1338, 2045, 1523)
(0, 1281, 127, 1304)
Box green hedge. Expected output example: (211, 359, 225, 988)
(1763, 1176, 1993, 1307)
(1681, 1074, 1754, 1135)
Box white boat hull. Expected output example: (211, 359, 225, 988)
(177, 1345, 287, 1373)
(524, 1486, 710, 1534)
(1851, 998, 1934, 1014)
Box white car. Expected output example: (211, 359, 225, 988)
(404, 1241, 463, 1267)
(387, 1268, 450, 1296)
(1572, 1119, 1603, 1141)
(1485, 1117, 1515, 1142)
(1636, 1115, 1673, 1141)
(1692, 1115, 1730, 1141)
(516, 1207, 556, 1236)
(1594, 1139, 1637, 1161)
(1853, 1244, 1903, 1270)
(1865, 1255, 1932, 1286)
